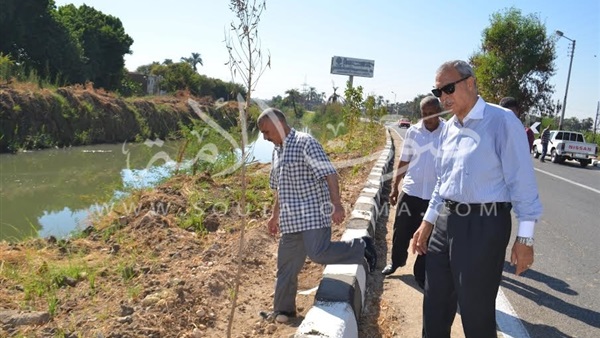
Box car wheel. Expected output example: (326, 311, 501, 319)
(533, 145, 540, 158)
(551, 149, 560, 163)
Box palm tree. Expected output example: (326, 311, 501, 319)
(285, 89, 302, 117)
(181, 52, 203, 72)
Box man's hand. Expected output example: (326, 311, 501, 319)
(266, 216, 279, 237)
(389, 187, 399, 206)
(331, 202, 345, 224)
(511, 242, 534, 276)
(411, 221, 433, 255)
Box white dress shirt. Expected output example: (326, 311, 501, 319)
(400, 119, 444, 200)
(423, 97, 542, 237)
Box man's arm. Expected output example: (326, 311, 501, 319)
(501, 114, 542, 275)
(390, 160, 409, 206)
(390, 128, 414, 205)
(325, 173, 345, 224)
(266, 193, 280, 236)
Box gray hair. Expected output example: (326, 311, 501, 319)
(420, 96, 441, 110)
(257, 108, 288, 125)
(436, 60, 475, 78)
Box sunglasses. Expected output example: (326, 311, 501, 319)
(431, 76, 470, 97)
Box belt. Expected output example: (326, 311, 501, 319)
(443, 199, 511, 214)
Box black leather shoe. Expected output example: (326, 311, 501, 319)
(381, 264, 398, 276)
(362, 236, 377, 272)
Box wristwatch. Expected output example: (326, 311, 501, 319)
(516, 236, 534, 247)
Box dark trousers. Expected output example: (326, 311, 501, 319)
(391, 192, 429, 286)
(423, 203, 512, 338)
(541, 142, 548, 160)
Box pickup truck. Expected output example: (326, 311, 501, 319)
(533, 130, 597, 167)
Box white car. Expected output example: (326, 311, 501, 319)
(533, 130, 597, 167)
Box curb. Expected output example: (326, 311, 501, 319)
(295, 129, 395, 338)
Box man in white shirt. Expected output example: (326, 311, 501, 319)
(382, 96, 444, 289)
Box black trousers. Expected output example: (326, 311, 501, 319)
(423, 202, 512, 338)
(391, 192, 430, 286)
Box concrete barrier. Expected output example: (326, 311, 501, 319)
(295, 129, 395, 338)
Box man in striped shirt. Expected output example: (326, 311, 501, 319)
(257, 108, 377, 323)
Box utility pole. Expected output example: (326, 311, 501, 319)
(556, 30, 576, 131)
(594, 100, 599, 142)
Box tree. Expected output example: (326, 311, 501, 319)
(223, 1, 270, 336)
(470, 7, 556, 115)
(284, 88, 302, 117)
(56, 4, 133, 90)
(181, 52, 203, 72)
(0, 0, 84, 84)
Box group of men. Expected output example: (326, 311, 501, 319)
(257, 59, 542, 338)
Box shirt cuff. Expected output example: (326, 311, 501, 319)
(423, 208, 439, 225)
(517, 221, 536, 238)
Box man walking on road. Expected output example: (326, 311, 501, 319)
(540, 125, 551, 162)
(257, 108, 377, 324)
(412, 60, 542, 338)
(382, 96, 444, 290)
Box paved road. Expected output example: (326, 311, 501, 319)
(504, 151, 600, 338)
(390, 123, 600, 337)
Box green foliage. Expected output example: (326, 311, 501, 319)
(118, 72, 145, 97)
(343, 82, 364, 132)
(0, 52, 15, 82)
(136, 61, 246, 100)
(1, 258, 90, 316)
(470, 7, 556, 115)
(0, 1, 133, 88)
(584, 131, 600, 150)
(179, 121, 239, 175)
(364, 95, 387, 122)
(181, 52, 203, 72)
(0, 0, 85, 85)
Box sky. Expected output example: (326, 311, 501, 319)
(54, 0, 600, 121)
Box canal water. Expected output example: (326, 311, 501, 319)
(0, 134, 274, 242)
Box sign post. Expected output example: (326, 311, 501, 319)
(330, 56, 375, 88)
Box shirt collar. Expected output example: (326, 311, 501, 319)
(414, 119, 444, 133)
(278, 128, 296, 150)
(450, 96, 486, 125)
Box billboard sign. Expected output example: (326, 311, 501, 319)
(330, 56, 375, 78)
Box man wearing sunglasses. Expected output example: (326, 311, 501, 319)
(411, 60, 542, 338)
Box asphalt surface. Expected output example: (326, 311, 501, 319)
(389, 123, 600, 338)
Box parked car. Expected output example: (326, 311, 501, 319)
(532, 130, 597, 167)
(398, 118, 411, 128)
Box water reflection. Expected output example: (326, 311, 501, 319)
(0, 132, 273, 242)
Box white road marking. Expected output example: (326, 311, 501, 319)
(534, 167, 600, 195)
(496, 288, 531, 338)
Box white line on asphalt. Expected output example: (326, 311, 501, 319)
(496, 288, 531, 338)
(534, 167, 600, 195)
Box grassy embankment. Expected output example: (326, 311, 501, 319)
(0, 82, 386, 335)
(0, 82, 242, 153)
